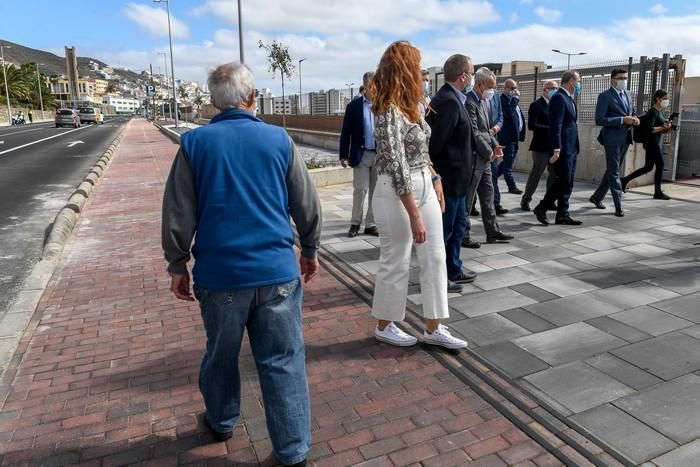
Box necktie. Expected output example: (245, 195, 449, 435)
(620, 91, 629, 114)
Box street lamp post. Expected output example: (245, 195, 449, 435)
(35, 63, 45, 117)
(158, 52, 172, 120)
(237, 0, 245, 64)
(551, 49, 587, 69)
(154, 0, 179, 128)
(345, 82, 355, 100)
(1, 43, 12, 125)
(298, 58, 306, 115)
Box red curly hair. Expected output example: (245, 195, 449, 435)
(372, 40, 423, 123)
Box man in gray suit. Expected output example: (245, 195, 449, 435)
(462, 67, 514, 247)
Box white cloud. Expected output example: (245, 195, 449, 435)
(193, 0, 500, 35)
(534, 6, 562, 23)
(124, 3, 190, 39)
(649, 3, 667, 15)
(510, 12, 520, 23)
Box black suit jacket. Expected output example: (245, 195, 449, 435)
(427, 84, 474, 197)
(548, 88, 579, 158)
(528, 97, 552, 154)
(497, 93, 526, 144)
(339, 97, 369, 167)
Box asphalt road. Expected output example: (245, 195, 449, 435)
(0, 117, 129, 319)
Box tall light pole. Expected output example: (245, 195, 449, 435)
(345, 82, 355, 100)
(237, 0, 245, 64)
(298, 58, 306, 115)
(154, 0, 178, 128)
(552, 49, 587, 69)
(1, 43, 12, 125)
(158, 52, 172, 120)
(35, 63, 45, 117)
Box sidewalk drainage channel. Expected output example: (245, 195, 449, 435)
(318, 246, 631, 467)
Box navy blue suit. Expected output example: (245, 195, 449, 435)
(591, 87, 637, 210)
(493, 93, 526, 206)
(339, 97, 368, 167)
(537, 88, 579, 218)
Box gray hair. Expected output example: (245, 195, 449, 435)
(362, 71, 375, 86)
(474, 67, 496, 85)
(542, 80, 558, 91)
(561, 70, 580, 85)
(443, 54, 472, 82)
(208, 63, 255, 111)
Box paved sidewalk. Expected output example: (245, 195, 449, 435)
(320, 170, 700, 465)
(0, 120, 562, 466)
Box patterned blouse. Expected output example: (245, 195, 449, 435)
(374, 105, 432, 196)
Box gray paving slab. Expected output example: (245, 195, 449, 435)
(606, 231, 667, 246)
(573, 237, 628, 251)
(518, 259, 582, 279)
(470, 266, 546, 291)
(645, 270, 700, 295)
(655, 224, 700, 236)
(512, 322, 626, 366)
(571, 404, 677, 464)
(509, 245, 575, 263)
(572, 249, 644, 268)
(679, 324, 700, 340)
(498, 308, 557, 333)
(474, 341, 550, 378)
(508, 283, 560, 303)
(652, 439, 700, 467)
(611, 333, 700, 380)
(448, 288, 537, 317)
(449, 313, 530, 347)
(588, 281, 680, 310)
(529, 275, 599, 297)
(615, 374, 700, 444)
(524, 361, 634, 413)
(650, 292, 700, 322)
(610, 306, 694, 336)
(565, 227, 616, 240)
(474, 253, 530, 270)
(571, 263, 668, 288)
(586, 316, 653, 343)
(518, 232, 582, 248)
(524, 292, 625, 326)
(618, 243, 674, 258)
(584, 353, 663, 390)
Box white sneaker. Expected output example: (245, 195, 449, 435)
(374, 322, 418, 347)
(423, 324, 468, 349)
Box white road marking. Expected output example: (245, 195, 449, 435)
(0, 126, 91, 156)
(67, 141, 84, 148)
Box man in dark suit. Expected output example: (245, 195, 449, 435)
(471, 82, 503, 217)
(493, 79, 526, 212)
(339, 71, 378, 237)
(589, 68, 640, 217)
(533, 71, 582, 226)
(521, 80, 559, 211)
(427, 54, 478, 287)
(463, 67, 513, 248)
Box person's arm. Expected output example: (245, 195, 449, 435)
(491, 95, 504, 134)
(427, 97, 458, 163)
(548, 95, 565, 161)
(286, 137, 322, 283)
(595, 92, 623, 127)
(339, 101, 354, 166)
(162, 147, 198, 301)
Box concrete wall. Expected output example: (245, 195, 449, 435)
(286, 128, 340, 152)
(682, 76, 700, 105)
(259, 115, 344, 133)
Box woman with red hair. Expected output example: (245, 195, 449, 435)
(371, 41, 467, 349)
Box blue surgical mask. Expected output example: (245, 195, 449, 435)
(463, 75, 475, 94)
(574, 82, 582, 94)
(548, 89, 558, 99)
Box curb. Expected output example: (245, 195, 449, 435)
(152, 121, 182, 144)
(42, 123, 129, 261)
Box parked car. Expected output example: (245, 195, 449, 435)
(55, 109, 80, 128)
(78, 107, 104, 124)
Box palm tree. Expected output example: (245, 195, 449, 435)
(0, 64, 33, 104)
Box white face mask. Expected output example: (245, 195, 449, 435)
(483, 88, 495, 100)
(661, 99, 670, 109)
(423, 81, 430, 94)
(614, 79, 627, 91)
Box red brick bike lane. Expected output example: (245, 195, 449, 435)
(0, 119, 559, 466)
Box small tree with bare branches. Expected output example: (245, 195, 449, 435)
(258, 40, 294, 128)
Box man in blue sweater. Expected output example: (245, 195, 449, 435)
(162, 63, 321, 467)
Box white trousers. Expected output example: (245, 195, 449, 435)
(371, 169, 449, 321)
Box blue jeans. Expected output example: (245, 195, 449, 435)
(592, 144, 629, 210)
(443, 194, 467, 279)
(195, 278, 310, 465)
(492, 141, 519, 206)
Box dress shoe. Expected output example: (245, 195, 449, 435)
(653, 191, 671, 200)
(520, 202, 531, 211)
(203, 416, 233, 442)
(447, 280, 463, 293)
(533, 206, 549, 225)
(487, 231, 514, 243)
(495, 205, 509, 215)
(508, 187, 523, 195)
(555, 216, 582, 225)
(614, 209, 625, 217)
(347, 224, 360, 238)
(450, 270, 478, 284)
(621, 177, 629, 193)
(461, 237, 481, 249)
(364, 225, 379, 236)
(588, 196, 606, 209)
(470, 207, 480, 216)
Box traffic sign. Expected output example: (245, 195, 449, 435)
(146, 85, 155, 96)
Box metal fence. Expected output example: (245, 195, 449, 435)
(678, 104, 700, 179)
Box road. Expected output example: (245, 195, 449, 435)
(0, 117, 128, 319)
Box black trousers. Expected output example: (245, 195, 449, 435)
(624, 141, 664, 193)
(537, 153, 577, 218)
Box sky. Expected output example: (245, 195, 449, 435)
(2, 0, 700, 95)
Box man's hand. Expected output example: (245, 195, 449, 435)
(494, 145, 504, 158)
(623, 116, 640, 126)
(340, 159, 349, 168)
(489, 126, 500, 135)
(170, 272, 195, 301)
(549, 149, 560, 164)
(300, 256, 319, 283)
